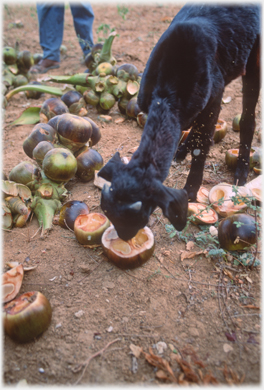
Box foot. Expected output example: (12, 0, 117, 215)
(30, 59, 60, 74)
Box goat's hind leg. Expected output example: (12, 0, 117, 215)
(234, 38, 260, 186)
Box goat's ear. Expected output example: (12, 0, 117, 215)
(154, 182, 188, 231)
(98, 152, 123, 182)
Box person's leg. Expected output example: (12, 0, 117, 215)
(70, 2, 94, 56)
(37, 3, 65, 62)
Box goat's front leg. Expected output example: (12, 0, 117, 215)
(183, 93, 223, 201)
(234, 39, 260, 186)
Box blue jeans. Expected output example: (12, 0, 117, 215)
(37, 2, 94, 62)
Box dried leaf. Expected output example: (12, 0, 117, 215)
(129, 344, 142, 358)
(143, 347, 177, 382)
(225, 332, 237, 342)
(180, 250, 205, 261)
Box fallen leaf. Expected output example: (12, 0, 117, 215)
(11, 106, 41, 126)
(225, 332, 237, 342)
(130, 344, 142, 358)
(245, 276, 252, 283)
(143, 347, 177, 382)
(180, 250, 205, 261)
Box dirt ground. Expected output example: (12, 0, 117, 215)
(2, 3, 262, 387)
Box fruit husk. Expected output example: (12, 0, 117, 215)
(208, 183, 252, 217)
(232, 114, 241, 132)
(2, 264, 24, 303)
(188, 203, 218, 225)
(245, 175, 262, 204)
(5, 196, 29, 215)
(213, 119, 227, 143)
(93, 170, 111, 190)
(3, 291, 52, 343)
(2, 180, 32, 201)
(31, 196, 62, 237)
(56, 200, 90, 230)
(9, 161, 41, 186)
(225, 148, 256, 170)
(2, 201, 13, 230)
(74, 212, 110, 245)
(196, 186, 209, 204)
(76, 148, 104, 182)
(23, 122, 57, 158)
(218, 213, 257, 251)
(42, 148, 77, 183)
(13, 209, 32, 228)
(101, 226, 155, 270)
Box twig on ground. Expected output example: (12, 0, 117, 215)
(73, 338, 121, 384)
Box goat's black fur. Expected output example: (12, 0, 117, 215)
(99, 4, 260, 241)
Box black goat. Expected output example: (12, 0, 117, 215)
(98, 4, 260, 241)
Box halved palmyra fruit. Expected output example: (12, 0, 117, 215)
(188, 203, 218, 225)
(74, 212, 110, 245)
(245, 175, 262, 204)
(196, 186, 209, 204)
(208, 183, 252, 217)
(101, 226, 155, 269)
(2, 264, 24, 303)
(225, 148, 256, 170)
(213, 119, 227, 143)
(3, 291, 52, 343)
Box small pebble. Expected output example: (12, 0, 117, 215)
(38, 368, 45, 374)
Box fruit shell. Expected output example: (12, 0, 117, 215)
(213, 119, 227, 143)
(208, 183, 252, 217)
(3, 291, 52, 343)
(225, 148, 255, 170)
(245, 175, 262, 204)
(101, 226, 155, 270)
(188, 203, 218, 225)
(74, 212, 110, 245)
(218, 213, 257, 251)
(2, 264, 24, 303)
(196, 186, 209, 204)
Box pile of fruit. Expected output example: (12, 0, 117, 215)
(3, 112, 103, 237)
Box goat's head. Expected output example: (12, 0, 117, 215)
(98, 152, 188, 241)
